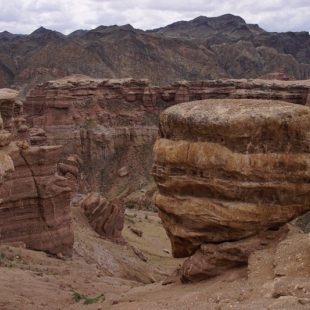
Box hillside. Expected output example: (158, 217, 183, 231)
(1, 14, 310, 92)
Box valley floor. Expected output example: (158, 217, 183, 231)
(0, 207, 308, 310)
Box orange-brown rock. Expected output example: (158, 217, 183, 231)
(0, 88, 27, 141)
(57, 154, 88, 194)
(181, 225, 289, 283)
(0, 143, 74, 255)
(152, 99, 310, 258)
(21, 76, 310, 210)
(28, 127, 47, 146)
(0, 89, 74, 255)
(81, 192, 125, 244)
(24, 76, 161, 198)
(0, 149, 14, 184)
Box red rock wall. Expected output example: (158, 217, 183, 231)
(24, 77, 162, 197)
(0, 89, 74, 255)
(24, 76, 310, 199)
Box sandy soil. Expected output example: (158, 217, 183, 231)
(0, 207, 306, 310)
(0, 208, 181, 310)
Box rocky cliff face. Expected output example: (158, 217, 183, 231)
(24, 76, 310, 199)
(2, 14, 310, 91)
(24, 76, 163, 198)
(152, 98, 310, 280)
(0, 89, 74, 255)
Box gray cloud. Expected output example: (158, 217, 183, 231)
(0, 0, 309, 34)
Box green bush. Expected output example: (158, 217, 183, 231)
(84, 294, 105, 305)
(72, 291, 82, 302)
(126, 202, 135, 209)
(72, 291, 105, 304)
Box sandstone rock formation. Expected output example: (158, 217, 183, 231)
(0, 88, 74, 255)
(152, 99, 310, 259)
(22, 75, 310, 208)
(80, 192, 125, 244)
(181, 225, 289, 283)
(24, 76, 161, 198)
(57, 154, 88, 194)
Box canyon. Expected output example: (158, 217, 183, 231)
(2, 74, 310, 308)
(22, 75, 310, 200)
(3, 75, 310, 253)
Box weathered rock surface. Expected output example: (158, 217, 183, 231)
(0, 143, 74, 255)
(24, 76, 163, 198)
(181, 225, 289, 283)
(24, 76, 310, 199)
(57, 154, 88, 194)
(0, 88, 27, 141)
(0, 89, 74, 255)
(0, 150, 14, 187)
(152, 99, 310, 258)
(28, 127, 47, 146)
(81, 192, 125, 244)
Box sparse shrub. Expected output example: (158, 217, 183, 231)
(83, 98, 94, 107)
(125, 214, 135, 223)
(72, 291, 105, 304)
(144, 202, 151, 210)
(83, 119, 97, 129)
(145, 214, 148, 220)
(72, 291, 82, 302)
(83, 293, 105, 305)
(126, 202, 135, 209)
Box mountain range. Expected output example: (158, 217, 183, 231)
(1, 13, 310, 90)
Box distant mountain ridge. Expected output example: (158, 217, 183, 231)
(1, 14, 310, 91)
(148, 14, 266, 41)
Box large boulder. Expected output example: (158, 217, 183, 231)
(81, 192, 126, 244)
(152, 99, 310, 258)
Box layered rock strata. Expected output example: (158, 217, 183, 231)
(152, 99, 310, 258)
(0, 89, 74, 255)
(181, 225, 289, 283)
(25, 77, 310, 118)
(57, 154, 88, 194)
(81, 192, 125, 244)
(24, 76, 310, 198)
(24, 76, 161, 197)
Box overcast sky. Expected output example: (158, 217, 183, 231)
(1, 0, 309, 35)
